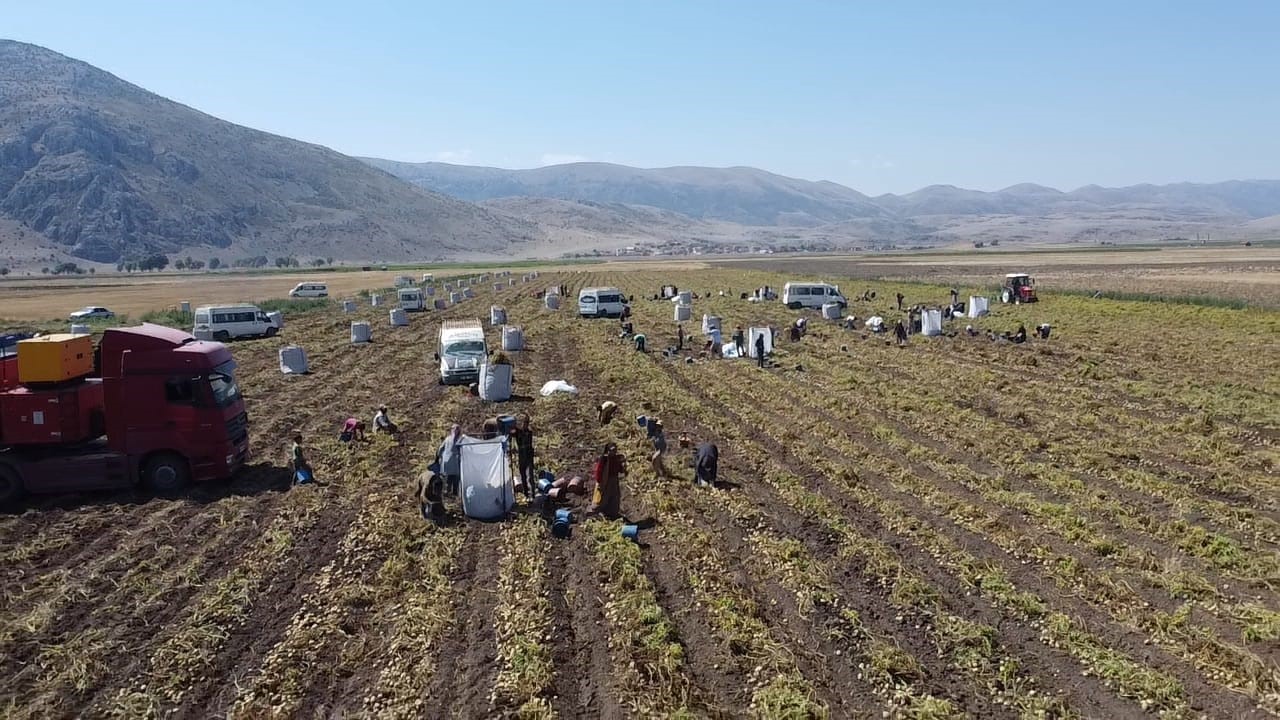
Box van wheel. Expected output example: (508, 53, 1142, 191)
(214, 330, 231, 342)
(142, 453, 190, 494)
(265, 326, 278, 337)
(787, 302, 802, 310)
(0, 464, 24, 506)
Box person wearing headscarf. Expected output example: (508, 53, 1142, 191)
(588, 443, 626, 519)
(439, 424, 463, 495)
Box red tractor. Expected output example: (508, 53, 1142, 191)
(1001, 273, 1038, 304)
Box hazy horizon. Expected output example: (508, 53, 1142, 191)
(6, 1, 1278, 195)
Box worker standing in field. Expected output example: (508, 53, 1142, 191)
(290, 432, 313, 484)
(439, 424, 463, 496)
(732, 326, 746, 356)
(754, 332, 766, 368)
(677, 323, 685, 350)
(896, 292, 905, 311)
(894, 320, 908, 346)
(512, 413, 537, 499)
(588, 443, 626, 519)
(646, 417, 671, 478)
(694, 441, 719, 487)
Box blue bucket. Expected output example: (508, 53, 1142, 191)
(537, 478, 554, 493)
(621, 524, 639, 542)
(635, 414, 648, 428)
(551, 508, 572, 539)
(555, 508, 572, 524)
(294, 468, 314, 485)
(498, 414, 517, 432)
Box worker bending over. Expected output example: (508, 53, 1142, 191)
(374, 405, 398, 434)
(694, 442, 719, 487)
(588, 443, 627, 519)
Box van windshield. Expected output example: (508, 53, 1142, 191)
(208, 360, 241, 408)
(445, 340, 486, 356)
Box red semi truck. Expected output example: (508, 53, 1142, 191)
(0, 324, 250, 504)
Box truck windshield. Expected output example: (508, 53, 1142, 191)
(208, 360, 241, 407)
(445, 340, 486, 356)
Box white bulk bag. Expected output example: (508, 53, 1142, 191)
(434, 299, 448, 310)
(490, 305, 507, 325)
(821, 303, 841, 320)
(180, 301, 191, 314)
(463, 288, 475, 299)
(342, 300, 356, 313)
(426, 286, 435, 296)
(701, 314, 722, 334)
(747, 327, 774, 358)
(672, 291, 692, 304)
(921, 309, 943, 336)
(494, 283, 504, 292)
(479, 362, 513, 402)
(675, 304, 692, 322)
(390, 308, 408, 326)
(279, 346, 308, 374)
(370, 294, 381, 306)
(545, 294, 561, 310)
(70, 323, 90, 335)
(450, 292, 462, 304)
(502, 325, 524, 351)
(351, 322, 371, 344)
(267, 311, 284, 329)
(444, 282, 454, 291)
(968, 296, 989, 318)
(508, 278, 515, 286)
(459, 436, 515, 520)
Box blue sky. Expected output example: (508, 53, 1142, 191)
(5, 1, 1278, 194)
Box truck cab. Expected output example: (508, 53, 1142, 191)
(437, 320, 487, 385)
(1002, 274, 1038, 303)
(0, 324, 249, 504)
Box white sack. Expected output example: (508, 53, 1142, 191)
(490, 305, 507, 326)
(968, 296, 990, 318)
(279, 346, 308, 374)
(674, 304, 691, 322)
(821, 303, 841, 320)
(351, 322, 371, 344)
(390, 308, 408, 326)
(540, 380, 578, 396)
(459, 436, 515, 520)
(921, 309, 943, 336)
(545, 294, 561, 310)
(479, 363, 513, 402)
(342, 300, 356, 313)
(747, 327, 774, 358)
(502, 326, 525, 351)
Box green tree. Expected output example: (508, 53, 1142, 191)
(208, 257, 221, 270)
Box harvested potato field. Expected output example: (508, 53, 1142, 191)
(0, 267, 1277, 719)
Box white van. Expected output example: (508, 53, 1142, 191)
(398, 287, 425, 311)
(578, 287, 627, 318)
(782, 282, 847, 310)
(437, 320, 487, 385)
(288, 282, 328, 298)
(421, 273, 434, 283)
(193, 304, 280, 341)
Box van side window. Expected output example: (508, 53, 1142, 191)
(794, 287, 810, 296)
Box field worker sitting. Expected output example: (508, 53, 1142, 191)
(1010, 323, 1028, 344)
(373, 405, 398, 434)
(1036, 323, 1051, 339)
(598, 400, 619, 426)
(634, 333, 647, 352)
(694, 441, 719, 488)
(339, 417, 367, 443)
(416, 468, 446, 525)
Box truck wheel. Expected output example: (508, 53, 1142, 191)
(0, 465, 24, 506)
(265, 326, 278, 337)
(142, 453, 190, 494)
(214, 330, 231, 342)
(787, 302, 803, 310)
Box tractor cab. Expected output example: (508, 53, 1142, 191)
(1002, 273, 1038, 304)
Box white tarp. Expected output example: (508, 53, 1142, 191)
(351, 322, 371, 344)
(279, 346, 308, 374)
(459, 436, 515, 520)
(747, 327, 773, 358)
(821, 303, 841, 320)
(502, 326, 525, 351)
(390, 308, 408, 326)
(921, 309, 942, 336)
(479, 363, 513, 402)
(968, 296, 990, 318)
(490, 305, 507, 325)
(545, 294, 561, 310)
(721, 343, 741, 359)
(674, 304, 691, 322)
(865, 316, 885, 331)
(540, 380, 578, 396)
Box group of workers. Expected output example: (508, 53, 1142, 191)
(289, 405, 401, 485)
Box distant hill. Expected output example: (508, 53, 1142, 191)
(369, 158, 1280, 233)
(0, 40, 536, 265)
(362, 159, 890, 227)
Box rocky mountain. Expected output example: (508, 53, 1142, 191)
(370, 158, 1280, 233)
(0, 40, 537, 264)
(363, 159, 889, 227)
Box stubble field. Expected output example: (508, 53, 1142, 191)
(0, 264, 1276, 719)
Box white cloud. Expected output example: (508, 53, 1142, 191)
(434, 149, 473, 163)
(540, 153, 590, 166)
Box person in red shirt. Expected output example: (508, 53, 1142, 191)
(588, 443, 626, 519)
